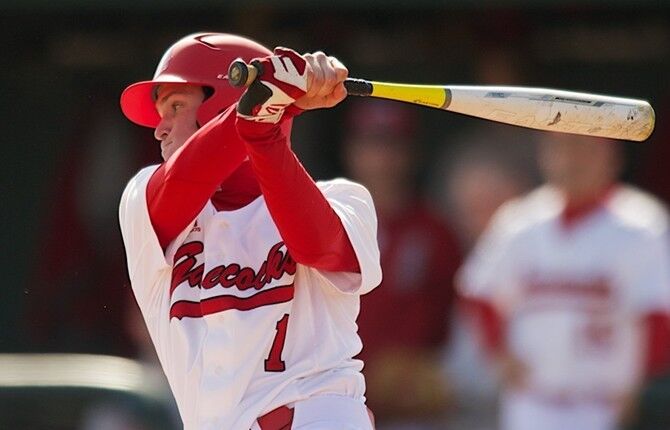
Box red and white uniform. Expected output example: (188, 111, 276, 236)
(459, 185, 670, 430)
(118, 35, 381, 429)
(120, 168, 381, 429)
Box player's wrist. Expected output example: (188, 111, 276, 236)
(236, 48, 308, 124)
(234, 97, 300, 144)
(235, 116, 280, 142)
(284, 104, 304, 119)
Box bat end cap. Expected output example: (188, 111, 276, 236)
(227, 59, 248, 88)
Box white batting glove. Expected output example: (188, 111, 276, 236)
(237, 48, 308, 124)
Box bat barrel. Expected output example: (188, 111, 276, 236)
(445, 86, 655, 142)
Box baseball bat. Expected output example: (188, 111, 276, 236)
(228, 60, 655, 142)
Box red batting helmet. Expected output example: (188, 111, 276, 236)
(120, 32, 272, 128)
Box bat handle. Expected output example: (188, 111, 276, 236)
(227, 59, 373, 97)
(343, 79, 373, 97)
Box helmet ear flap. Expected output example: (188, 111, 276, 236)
(195, 86, 217, 128)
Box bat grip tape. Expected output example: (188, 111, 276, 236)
(343, 78, 373, 97)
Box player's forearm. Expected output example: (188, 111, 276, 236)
(461, 297, 506, 357)
(147, 107, 247, 249)
(465, 300, 528, 390)
(236, 117, 360, 273)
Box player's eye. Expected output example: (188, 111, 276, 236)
(172, 101, 185, 112)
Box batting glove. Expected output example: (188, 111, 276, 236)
(237, 48, 308, 124)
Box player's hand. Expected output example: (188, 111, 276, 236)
(236, 48, 348, 123)
(497, 352, 530, 390)
(615, 389, 641, 427)
(237, 47, 309, 124)
(293, 52, 348, 111)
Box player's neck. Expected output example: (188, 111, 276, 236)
(560, 183, 617, 228)
(212, 162, 262, 211)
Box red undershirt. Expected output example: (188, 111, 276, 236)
(145, 104, 359, 273)
(560, 184, 617, 229)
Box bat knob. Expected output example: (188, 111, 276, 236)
(228, 59, 251, 88)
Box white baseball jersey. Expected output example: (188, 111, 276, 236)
(119, 165, 382, 430)
(459, 184, 670, 400)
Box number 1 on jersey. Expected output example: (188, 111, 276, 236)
(265, 314, 289, 372)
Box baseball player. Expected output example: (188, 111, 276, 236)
(118, 33, 381, 430)
(459, 133, 670, 430)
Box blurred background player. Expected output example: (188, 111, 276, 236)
(459, 133, 670, 430)
(342, 99, 462, 429)
(434, 126, 536, 251)
(431, 125, 537, 430)
(429, 45, 538, 430)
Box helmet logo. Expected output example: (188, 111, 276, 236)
(194, 34, 222, 50)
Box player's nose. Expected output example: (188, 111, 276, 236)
(154, 118, 171, 141)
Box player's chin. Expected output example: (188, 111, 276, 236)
(161, 148, 173, 161)
(161, 142, 181, 161)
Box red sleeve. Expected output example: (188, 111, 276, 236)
(644, 311, 670, 378)
(461, 296, 505, 358)
(147, 107, 247, 249)
(235, 114, 359, 273)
